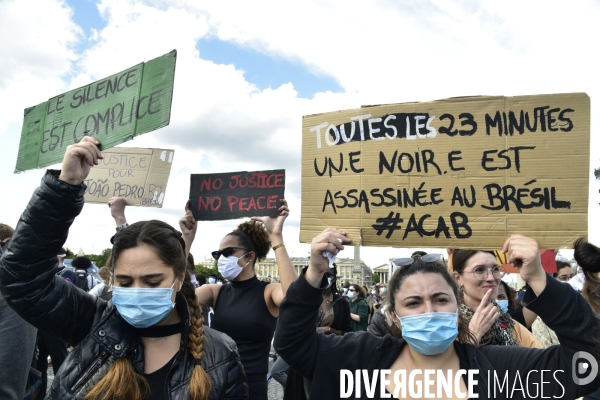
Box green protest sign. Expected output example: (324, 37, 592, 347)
(14, 50, 177, 173)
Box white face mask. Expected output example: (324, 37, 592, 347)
(208, 277, 216, 284)
(371, 290, 376, 295)
(380, 288, 387, 294)
(217, 253, 250, 281)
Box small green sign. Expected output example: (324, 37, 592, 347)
(14, 50, 177, 173)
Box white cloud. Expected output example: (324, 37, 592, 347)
(1, 0, 598, 270)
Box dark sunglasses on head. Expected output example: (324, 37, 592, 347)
(394, 253, 443, 267)
(211, 247, 249, 260)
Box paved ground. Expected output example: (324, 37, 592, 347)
(47, 354, 285, 399)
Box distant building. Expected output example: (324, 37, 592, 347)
(373, 264, 389, 285)
(334, 257, 372, 287)
(251, 256, 372, 286)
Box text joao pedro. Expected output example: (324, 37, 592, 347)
(309, 105, 574, 241)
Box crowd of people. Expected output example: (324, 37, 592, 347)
(1, 136, 600, 400)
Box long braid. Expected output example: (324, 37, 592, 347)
(181, 272, 212, 399)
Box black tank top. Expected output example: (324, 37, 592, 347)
(211, 276, 277, 379)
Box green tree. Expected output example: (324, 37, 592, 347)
(372, 273, 380, 284)
(195, 263, 222, 280)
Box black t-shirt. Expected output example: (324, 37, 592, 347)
(144, 354, 176, 400)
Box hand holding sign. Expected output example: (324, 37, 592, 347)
(58, 136, 104, 186)
(502, 234, 546, 296)
(179, 200, 197, 257)
(251, 199, 289, 238)
(189, 169, 285, 221)
(108, 197, 127, 226)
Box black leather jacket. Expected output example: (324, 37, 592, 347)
(0, 171, 248, 399)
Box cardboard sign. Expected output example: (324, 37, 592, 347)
(83, 147, 174, 207)
(14, 50, 177, 173)
(189, 170, 285, 220)
(300, 93, 589, 249)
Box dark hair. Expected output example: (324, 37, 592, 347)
(187, 253, 196, 275)
(553, 261, 572, 278)
(411, 250, 428, 258)
(574, 237, 600, 314)
(452, 249, 496, 274)
(72, 256, 92, 271)
(387, 257, 475, 345)
(350, 283, 366, 299)
(0, 223, 14, 240)
(498, 280, 519, 311)
(227, 220, 270, 267)
(86, 220, 211, 400)
(196, 274, 207, 286)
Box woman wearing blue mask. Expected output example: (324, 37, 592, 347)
(0, 137, 247, 400)
(181, 196, 295, 400)
(274, 227, 600, 399)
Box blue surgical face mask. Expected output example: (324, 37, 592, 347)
(112, 280, 177, 328)
(496, 300, 509, 313)
(208, 277, 216, 284)
(397, 311, 459, 355)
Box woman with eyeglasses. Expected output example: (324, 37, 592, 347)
(274, 228, 600, 399)
(0, 138, 248, 399)
(181, 199, 295, 400)
(452, 249, 542, 347)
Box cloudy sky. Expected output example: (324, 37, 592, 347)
(1, 0, 598, 270)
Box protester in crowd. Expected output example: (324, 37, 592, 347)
(72, 255, 100, 291)
(348, 283, 369, 332)
(452, 249, 542, 347)
(553, 260, 575, 282)
(275, 228, 600, 399)
(184, 196, 295, 400)
(573, 238, 600, 400)
(56, 247, 76, 283)
(0, 223, 38, 400)
(496, 280, 519, 312)
(88, 266, 113, 300)
(0, 137, 247, 399)
(208, 273, 218, 284)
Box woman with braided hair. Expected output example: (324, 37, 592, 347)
(181, 193, 295, 400)
(0, 137, 247, 399)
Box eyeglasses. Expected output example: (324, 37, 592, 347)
(471, 265, 505, 281)
(557, 275, 574, 282)
(211, 247, 249, 260)
(394, 253, 443, 267)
